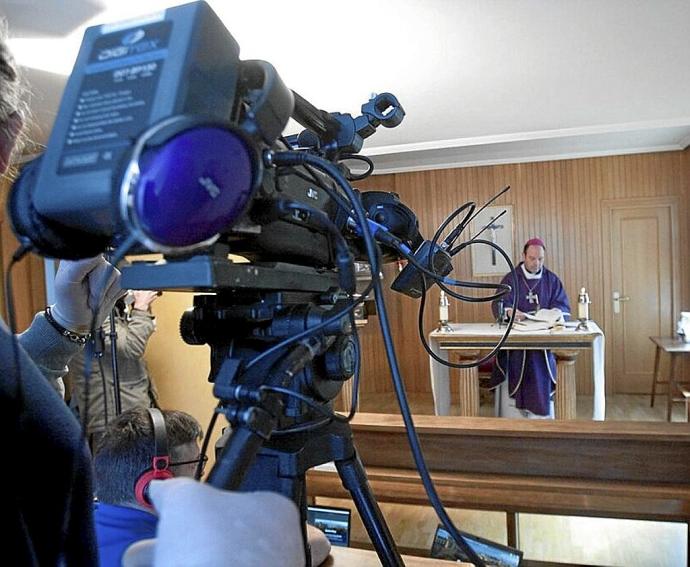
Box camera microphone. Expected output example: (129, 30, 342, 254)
(390, 240, 453, 298)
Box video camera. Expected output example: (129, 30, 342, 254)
(8, 0, 419, 445)
(8, 0, 416, 277)
(8, 3, 499, 564)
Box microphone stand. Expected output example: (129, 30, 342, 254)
(103, 250, 122, 415)
(107, 309, 122, 415)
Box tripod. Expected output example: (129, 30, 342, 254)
(209, 414, 403, 566)
(174, 272, 404, 566)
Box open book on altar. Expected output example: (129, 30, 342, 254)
(513, 308, 565, 331)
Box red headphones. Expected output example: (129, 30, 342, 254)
(134, 408, 174, 509)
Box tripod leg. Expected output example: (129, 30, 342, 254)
(207, 426, 268, 490)
(235, 450, 314, 567)
(336, 453, 404, 567)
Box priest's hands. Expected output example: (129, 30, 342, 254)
(505, 308, 526, 322)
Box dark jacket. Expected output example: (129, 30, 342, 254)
(0, 313, 98, 565)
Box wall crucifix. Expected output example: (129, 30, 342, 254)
(470, 205, 514, 276)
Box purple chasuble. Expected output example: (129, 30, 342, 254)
(490, 264, 571, 416)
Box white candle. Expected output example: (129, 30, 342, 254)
(577, 288, 590, 320)
(439, 290, 450, 322)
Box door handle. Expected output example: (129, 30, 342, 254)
(613, 291, 631, 314)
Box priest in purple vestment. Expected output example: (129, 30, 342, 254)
(490, 238, 571, 417)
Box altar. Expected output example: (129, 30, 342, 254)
(428, 322, 605, 420)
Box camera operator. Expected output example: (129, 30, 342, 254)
(0, 20, 307, 566)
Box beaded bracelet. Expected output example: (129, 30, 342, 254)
(44, 306, 91, 345)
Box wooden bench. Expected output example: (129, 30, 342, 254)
(324, 547, 466, 566)
(307, 414, 690, 555)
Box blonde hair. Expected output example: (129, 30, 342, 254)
(0, 18, 30, 169)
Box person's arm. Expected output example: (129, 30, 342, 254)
(493, 272, 525, 321)
(123, 521, 332, 567)
(0, 319, 99, 566)
(503, 307, 526, 321)
(18, 257, 123, 395)
(18, 313, 82, 396)
(115, 310, 156, 359)
(307, 523, 331, 566)
(131, 290, 159, 313)
(548, 274, 571, 318)
(113, 291, 159, 359)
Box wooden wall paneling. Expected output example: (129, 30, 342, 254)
(676, 147, 690, 385)
(0, 176, 46, 331)
(353, 150, 690, 399)
(681, 147, 690, 299)
(354, 173, 410, 395)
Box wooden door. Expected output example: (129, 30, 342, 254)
(603, 198, 679, 394)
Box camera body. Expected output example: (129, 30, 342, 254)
(32, 1, 243, 239)
(11, 0, 414, 274)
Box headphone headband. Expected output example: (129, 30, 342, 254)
(134, 408, 173, 508)
(148, 407, 169, 459)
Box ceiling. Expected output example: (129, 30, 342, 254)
(4, 0, 690, 173)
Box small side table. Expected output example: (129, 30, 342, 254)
(649, 336, 690, 421)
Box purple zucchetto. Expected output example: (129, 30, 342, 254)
(524, 237, 545, 250)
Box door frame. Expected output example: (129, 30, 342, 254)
(601, 196, 680, 394)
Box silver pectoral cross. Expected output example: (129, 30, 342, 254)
(526, 290, 539, 305)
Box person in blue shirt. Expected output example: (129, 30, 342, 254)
(94, 406, 332, 566)
(93, 407, 205, 567)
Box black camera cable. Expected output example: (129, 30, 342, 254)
(378, 231, 511, 303)
(80, 235, 138, 442)
(373, 223, 516, 369)
(437, 185, 510, 254)
(269, 149, 486, 567)
(418, 239, 518, 369)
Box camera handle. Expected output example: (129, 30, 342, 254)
(289, 92, 405, 159)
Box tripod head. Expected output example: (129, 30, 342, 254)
(180, 283, 356, 432)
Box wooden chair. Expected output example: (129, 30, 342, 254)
(649, 336, 690, 421)
(682, 387, 690, 422)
